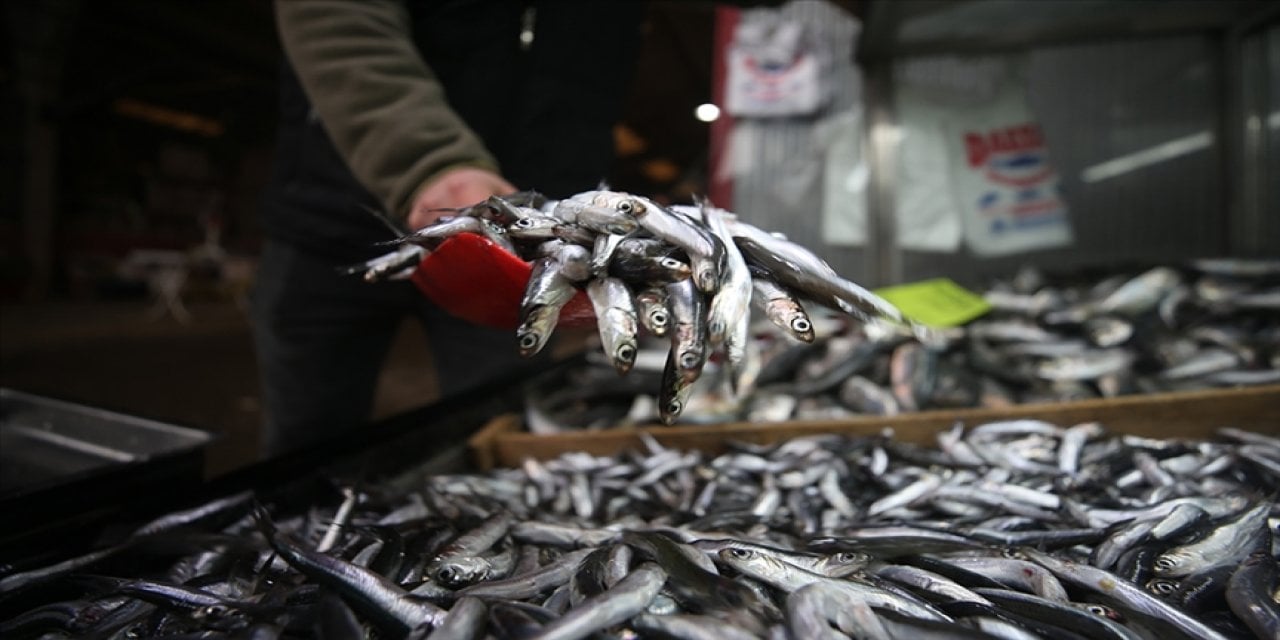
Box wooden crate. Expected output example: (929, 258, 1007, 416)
(468, 385, 1280, 470)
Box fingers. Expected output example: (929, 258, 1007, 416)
(408, 168, 517, 230)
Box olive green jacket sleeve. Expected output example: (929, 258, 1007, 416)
(274, 0, 500, 220)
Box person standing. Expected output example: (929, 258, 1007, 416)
(254, 0, 644, 455)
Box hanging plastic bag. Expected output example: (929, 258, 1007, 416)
(725, 16, 827, 118)
(945, 69, 1073, 256)
(820, 108, 869, 245)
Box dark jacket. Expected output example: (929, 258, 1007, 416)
(262, 0, 644, 260)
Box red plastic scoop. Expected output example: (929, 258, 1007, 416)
(410, 232, 596, 330)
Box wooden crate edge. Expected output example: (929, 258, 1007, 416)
(468, 413, 522, 472)
(486, 385, 1280, 469)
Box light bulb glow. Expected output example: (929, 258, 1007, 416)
(695, 103, 721, 122)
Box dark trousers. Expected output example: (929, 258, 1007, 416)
(250, 241, 532, 457)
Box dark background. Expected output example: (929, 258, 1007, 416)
(0, 0, 731, 475)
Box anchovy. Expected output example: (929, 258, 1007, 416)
(430, 511, 515, 588)
(873, 563, 992, 604)
(346, 244, 427, 282)
(731, 221, 904, 325)
(786, 582, 889, 640)
(526, 562, 665, 640)
(750, 272, 815, 342)
(716, 546, 950, 621)
(693, 539, 868, 578)
(256, 509, 445, 636)
(972, 588, 1145, 640)
(664, 278, 708, 382)
(1018, 548, 1231, 640)
(614, 194, 724, 294)
(552, 197, 639, 236)
(634, 286, 671, 337)
(1094, 266, 1181, 316)
(701, 204, 753, 375)
(632, 612, 761, 640)
(1152, 502, 1271, 578)
(419, 595, 486, 640)
(456, 548, 595, 601)
(397, 215, 514, 254)
(551, 243, 592, 283)
(507, 215, 563, 242)
(585, 278, 639, 375)
(607, 237, 691, 284)
(940, 555, 1071, 602)
(516, 255, 579, 357)
(1226, 550, 1280, 639)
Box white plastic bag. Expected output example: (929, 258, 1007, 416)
(945, 83, 1073, 256)
(821, 109, 869, 245)
(725, 18, 826, 117)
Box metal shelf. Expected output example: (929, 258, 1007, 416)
(858, 0, 1275, 61)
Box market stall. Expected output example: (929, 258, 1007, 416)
(1, 1, 1277, 639)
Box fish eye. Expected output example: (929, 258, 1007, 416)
(836, 552, 861, 563)
(709, 320, 725, 335)
(679, 352, 699, 369)
(728, 548, 754, 559)
(660, 258, 682, 270)
(667, 400, 682, 414)
(617, 345, 636, 363)
(651, 311, 669, 327)
(1148, 580, 1176, 595)
(616, 200, 634, 214)
(1154, 557, 1176, 569)
(520, 334, 540, 350)
(1082, 604, 1121, 620)
(516, 219, 534, 228)
(200, 605, 227, 618)
(791, 318, 811, 333)
(438, 567, 455, 582)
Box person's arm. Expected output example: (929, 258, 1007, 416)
(274, 0, 512, 228)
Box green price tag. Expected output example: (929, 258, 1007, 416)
(874, 278, 991, 328)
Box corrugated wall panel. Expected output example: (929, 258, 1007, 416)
(900, 36, 1228, 286)
(726, 0, 869, 281)
(723, 4, 1256, 288)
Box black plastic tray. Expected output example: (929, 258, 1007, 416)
(0, 389, 213, 552)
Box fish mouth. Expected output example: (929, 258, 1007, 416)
(616, 344, 636, 365)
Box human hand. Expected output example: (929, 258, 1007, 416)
(406, 167, 516, 231)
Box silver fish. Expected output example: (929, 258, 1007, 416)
(516, 256, 578, 358)
(751, 273, 815, 343)
(1152, 502, 1271, 578)
(702, 204, 753, 376)
(585, 278, 639, 375)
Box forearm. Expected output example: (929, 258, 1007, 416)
(274, 0, 499, 220)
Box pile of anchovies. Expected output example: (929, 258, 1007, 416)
(520, 260, 1280, 430)
(2, 421, 1277, 639)
(347, 189, 916, 424)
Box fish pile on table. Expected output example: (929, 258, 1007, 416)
(2, 421, 1277, 639)
(347, 189, 918, 424)
(521, 260, 1280, 431)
